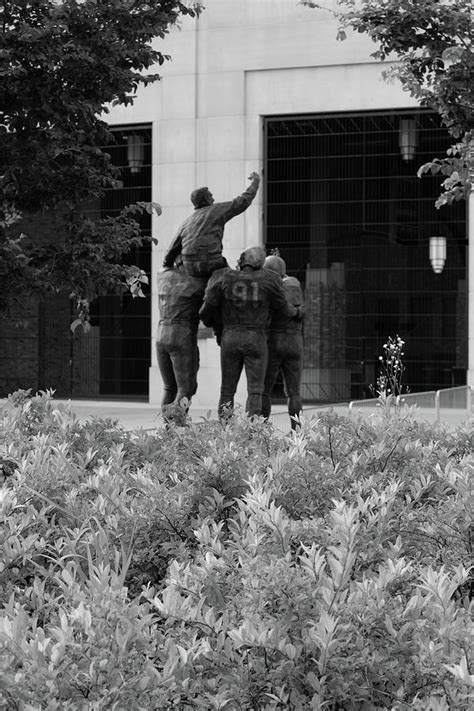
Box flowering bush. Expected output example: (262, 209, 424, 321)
(372, 334, 406, 398)
(0, 390, 473, 709)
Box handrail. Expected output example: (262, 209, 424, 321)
(349, 385, 472, 422)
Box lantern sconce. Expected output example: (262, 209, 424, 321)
(127, 133, 145, 173)
(399, 118, 418, 161)
(429, 236, 446, 274)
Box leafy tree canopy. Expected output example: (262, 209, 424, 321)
(301, 0, 474, 206)
(0, 0, 202, 323)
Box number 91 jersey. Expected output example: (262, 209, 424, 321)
(203, 268, 291, 330)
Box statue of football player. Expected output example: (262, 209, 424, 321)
(199, 246, 303, 420)
(163, 173, 260, 278)
(261, 254, 305, 429)
(156, 262, 206, 424)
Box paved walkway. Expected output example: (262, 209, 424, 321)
(50, 399, 300, 432)
(1, 397, 472, 432)
(36, 399, 474, 432)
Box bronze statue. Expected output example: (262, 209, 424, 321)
(156, 265, 206, 423)
(261, 255, 305, 429)
(163, 173, 260, 278)
(199, 246, 301, 420)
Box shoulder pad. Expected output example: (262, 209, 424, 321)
(283, 276, 302, 287)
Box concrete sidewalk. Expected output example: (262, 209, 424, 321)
(1, 397, 472, 432)
(0, 396, 336, 432)
(51, 399, 306, 432)
(55, 399, 473, 432)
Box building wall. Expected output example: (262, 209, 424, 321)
(0, 295, 72, 397)
(106, 0, 424, 407)
(0, 301, 39, 396)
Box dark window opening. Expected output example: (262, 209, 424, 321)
(0, 125, 153, 400)
(265, 110, 466, 402)
(75, 125, 153, 398)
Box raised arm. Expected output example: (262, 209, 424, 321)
(222, 172, 260, 221)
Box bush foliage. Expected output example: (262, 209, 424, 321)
(0, 391, 473, 709)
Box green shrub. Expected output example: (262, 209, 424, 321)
(0, 391, 472, 709)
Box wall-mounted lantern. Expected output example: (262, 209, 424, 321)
(399, 118, 418, 161)
(127, 133, 145, 173)
(429, 236, 446, 274)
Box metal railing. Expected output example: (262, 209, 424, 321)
(267, 386, 472, 431)
(348, 385, 472, 422)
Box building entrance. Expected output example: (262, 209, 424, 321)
(265, 110, 467, 402)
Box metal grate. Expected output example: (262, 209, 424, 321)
(265, 110, 466, 403)
(76, 126, 153, 397)
(0, 126, 153, 400)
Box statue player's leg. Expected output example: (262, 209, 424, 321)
(218, 330, 243, 420)
(156, 341, 177, 408)
(262, 339, 282, 420)
(171, 328, 200, 410)
(243, 331, 268, 417)
(280, 334, 304, 429)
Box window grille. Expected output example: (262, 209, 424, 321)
(77, 125, 153, 397)
(0, 126, 153, 399)
(265, 110, 466, 402)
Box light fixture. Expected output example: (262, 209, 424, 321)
(127, 133, 145, 173)
(429, 236, 446, 274)
(399, 118, 418, 161)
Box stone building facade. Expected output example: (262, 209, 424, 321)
(1, 0, 470, 405)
